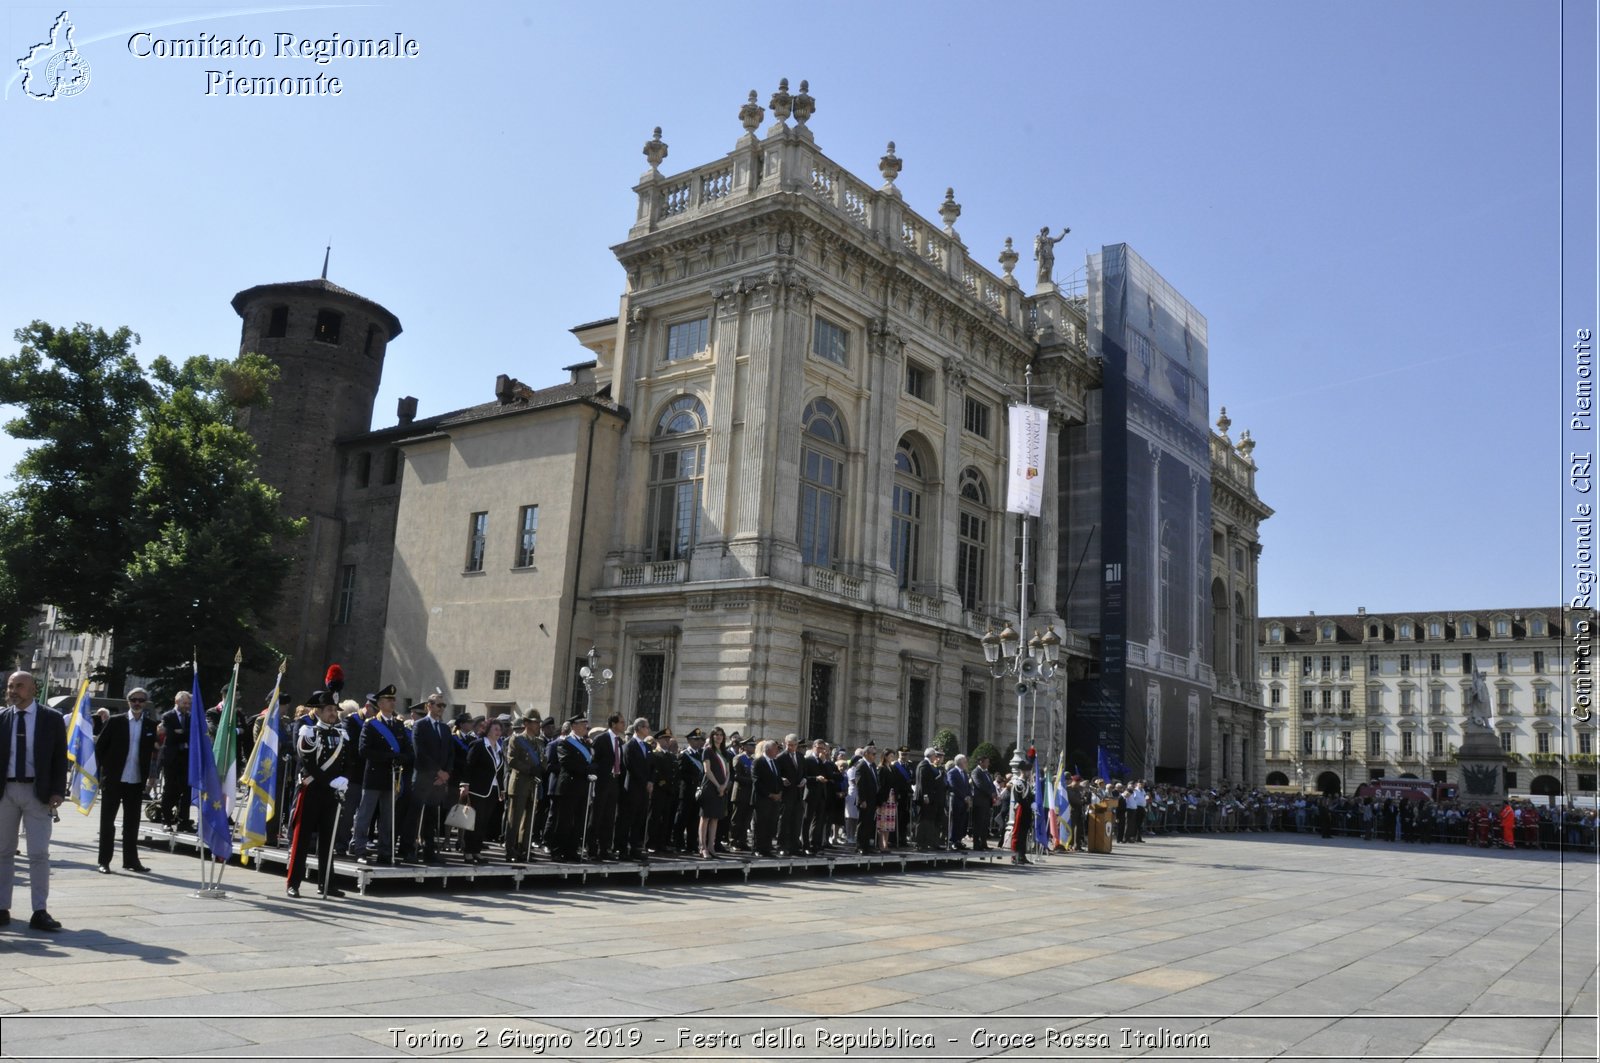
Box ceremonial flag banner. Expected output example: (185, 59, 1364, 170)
(188, 667, 234, 861)
(213, 664, 240, 819)
(238, 670, 284, 863)
(1005, 404, 1048, 516)
(1032, 758, 1050, 846)
(64, 679, 98, 814)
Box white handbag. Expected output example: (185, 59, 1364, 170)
(445, 803, 477, 831)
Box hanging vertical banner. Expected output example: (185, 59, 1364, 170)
(1005, 404, 1049, 516)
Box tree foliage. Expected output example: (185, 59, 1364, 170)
(932, 727, 960, 756)
(118, 354, 302, 691)
(0, 323, 152, 651)
(0, 323, 301, 695)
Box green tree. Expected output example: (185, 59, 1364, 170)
(932, 727, 960, 757)
(118, 354, 302, 692)
(0, 323, 154, 687)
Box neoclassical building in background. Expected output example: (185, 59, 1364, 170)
(228, 83, 1270, 784)
(1257, 608, 1595, 798)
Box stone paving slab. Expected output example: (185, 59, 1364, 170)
(0, 816, 1591, 1060)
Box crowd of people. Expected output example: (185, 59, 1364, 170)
(1127, 782, 1600, 852)
(5, 664, 1595, 933)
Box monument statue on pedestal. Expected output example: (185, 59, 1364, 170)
(1456, 670, 1506, 801)
(1034, 226, 1068, 288)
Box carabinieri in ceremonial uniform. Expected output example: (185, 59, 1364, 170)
(287, 691, 351, 898)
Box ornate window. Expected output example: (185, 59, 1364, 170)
(812, 317, 848, 365)
(890, 437, 925, 590)
(956, 467, 988, 612)
(799, 398, 846, 567)
(647, 397, 707, 561)
(664, 317, 709, 362)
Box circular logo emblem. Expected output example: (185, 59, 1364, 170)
(42, 49, 91, 98)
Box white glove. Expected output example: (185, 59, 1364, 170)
(330, 776, 349, 795)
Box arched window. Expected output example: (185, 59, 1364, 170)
(890, 437, 925, 590)
(799, 399, 846, 567)
(956, 468, 989, 613)
(647, 396, 707, 561)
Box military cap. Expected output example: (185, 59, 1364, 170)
(305, 690, 329, 708)
(278, 692, 295, 706)
(686, 727, 705, 740)
(897, 745, 911, 754)
(364, 692, 378, 706)
(375, 684, 397, 699)
(520, 714, 540, 728)
(567, 712, 589, 726)
(740, 736, 756, 748)
(727, 730, 743, 744)
(542, 716, 556, 726)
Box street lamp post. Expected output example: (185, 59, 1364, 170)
(578, 646, 613, 706)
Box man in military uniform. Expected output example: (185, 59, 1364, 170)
(350, 685, 413, 866)
(505, 713, 545, 862)
(728, 735, 756, 851)
(889, 747, 915, 848)
(286, 692, 350, 898)
(647, 731, 678, 853)
(548, 714, 595, 862)
(1009, 752, 1035, 865)
(915, 748, 948, 851)
(335, 695, 375, 856)
(157, 690, 193, 831)
(531, 716, 558, 847)
(675, 729, 707, 853)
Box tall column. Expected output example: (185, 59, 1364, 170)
(694, 283, 744, 576)
(938, 355, 967, 604)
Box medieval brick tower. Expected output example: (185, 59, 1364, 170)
(231, 275, 402, 698)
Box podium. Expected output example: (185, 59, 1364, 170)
(1088, 801, 1115, 854)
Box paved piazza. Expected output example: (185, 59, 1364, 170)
(0, 812, 1593, 1062)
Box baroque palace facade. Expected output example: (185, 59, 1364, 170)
(231, 83, 1271, 784)
(1257, 608, 1596, 798)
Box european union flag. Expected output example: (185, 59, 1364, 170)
(187, 668, 233, 861)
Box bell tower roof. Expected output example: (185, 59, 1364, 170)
(231, 277, 402, 340)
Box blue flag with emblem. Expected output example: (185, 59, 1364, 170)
(1032, 755, 1049, 846)
(187, 665, 233, 861)
(238, 661, 286, 864)
(63, 679, 99, 813)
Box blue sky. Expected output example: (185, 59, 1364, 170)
(0, 0, 1587, 618)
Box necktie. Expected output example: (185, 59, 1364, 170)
(14, 708, 26, 779)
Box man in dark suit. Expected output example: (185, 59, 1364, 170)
(915, 748, 948, 851)
(946, 753, 973, 851)
(588, 713, 624, 861)
(1, 671, 68, 930)
(674, 728, 706, 853)
(752, 739, 783, 857)
(852, 743, 879, 854)
(619, 717, 653, 862)
(777, 734, 805, 855)
(970, 753, 997, 850)
(157, 689, 193, 830)
(889, 747, 915, 848)
(401, 693, 454, 864)
(94, 687, 158, 873)
(801, 739, 834, 854)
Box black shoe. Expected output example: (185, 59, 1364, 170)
(0, 909, 8, 926)
(95, 864, 111, 875)
(286, 886, 301, 898)
(29, 910, 61, 931)
(123, 863, 151, 874)
(318, 887, 346, 898)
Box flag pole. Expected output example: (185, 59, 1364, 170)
(191, 651, 212, 895)
(213, 649, 243, 890)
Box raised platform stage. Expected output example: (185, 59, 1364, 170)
(137, 824, 1008, 893)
